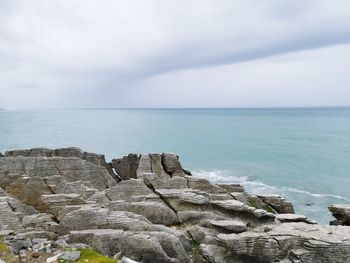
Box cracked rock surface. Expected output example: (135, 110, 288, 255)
(0, 147, 349, 263)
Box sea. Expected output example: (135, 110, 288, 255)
(1, 108, 350, 224)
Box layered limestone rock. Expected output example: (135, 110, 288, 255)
(0, 148, 116, 212)
(329, 204, 350, 226)
(0, 147, 349, 263)
(68, 229, 191, 263)
(257, 194, 295, 214)
(4, 147, 108, 167)
(217, 222, 350, 263)
(110, 152, 189, 180)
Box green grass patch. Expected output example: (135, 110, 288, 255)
(61, 248, 117, 263)
(248, 199, 257, 208)
(191, 240, 199, 258)
(0, 236, 15, 262)
(265, 205, 275, 213)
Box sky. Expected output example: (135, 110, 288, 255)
(1, 0, 350, 109)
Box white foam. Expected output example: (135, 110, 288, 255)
(192, 169, 350, 201)
(282, 187, 350, 201)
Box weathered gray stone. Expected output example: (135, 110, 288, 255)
(0, 155, 116, 212)
(15, 231, 57, 241)
(136, 154, 153, 178)
(211, 199, 275, 221)
(177, 211, 227, 224)
(207, 220, 247, 233)
(207, 193, 233, 201)
(149, 153, 169, 177)
(258, 194, 295, 214)
(60, 251, 81, 261)
(231, 192, 272, 212)
(2, 177, 54, 212)
(68, 229, 191, 263)
(122, 256, 139, 263)
(110, 152, 190, 180)
(0, 187, 9, 197)
(0, 195, 37, 217)
(156, 189, 210, 212)
(42, 193, 86, 215)
(43, 176, 98, 199)
(31, 238, 53, 254)
(217, 223, 350, 263)
(187, 177, 226, 194)
(0, 230, 15, 237)
(162, 153, 186, 177)
(0, 195, 38, 233)
(5, 231, 57, 253)
(143, 173, 189, 190)
(276, 213, 314, 224)
(55, 204, 94, 222)
(111, 154, 140, 180)
(5, 147, 108, 167)
(47, 253, 62, 263)
(22, 213, 57, 231)
(196, 244, 235, 263)
(90, 178, 159, 203)
(216, 183, 245, 193)
(55, 206, 169, 235)
(107, 201, 179, 226)
(329, 204, 350, 226)
(0, 201, 24, 231)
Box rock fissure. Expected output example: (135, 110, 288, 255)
(6, 200, 18, 213)
(185, 177, 191, 189)
(143, 179, 180, 220)
(42, 178, 55, 195)
(54, 163, 63, 178)
(105, 192, 113, 202)
(160, 154, 173, 177)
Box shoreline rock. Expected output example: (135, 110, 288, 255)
(0, 147, 349, 262)
(329, 204, 350, 226)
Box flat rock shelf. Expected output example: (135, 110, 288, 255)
(0, 147, 349, 263)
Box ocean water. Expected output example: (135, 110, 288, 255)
(1, 108, 350, 224)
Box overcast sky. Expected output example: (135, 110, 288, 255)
(1, 0, 350, 109)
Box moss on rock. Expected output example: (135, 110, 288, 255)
(61, 248, 117, 263)
(0, 237, 16, 262)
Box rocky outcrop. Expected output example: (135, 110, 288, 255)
(258, 194, 295, 214)
(4, 147, 108, 167)
(111, 153, 189, 180)
(217, 223, 350, 263)
(329, 204, 350, 226)
(69, 229, 191, 263)
(0, 149, 117, 212)
(111, 154, 141, 180)
(0, 147, 349, 263)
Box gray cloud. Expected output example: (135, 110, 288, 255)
(0, 0, 350, 108)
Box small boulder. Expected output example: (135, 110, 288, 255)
(276, 214, 314, 224)
(258, 195, 295, 214)
(208, 220, 247, 233)
(162, 153, 186, 177)
(59, 251, 81, 261)
(122, 256, 139, 263)
(329, 204, 350, 226)
(46, 253, 62, 263)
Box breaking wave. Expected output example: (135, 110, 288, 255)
(192, 169, 350, 202)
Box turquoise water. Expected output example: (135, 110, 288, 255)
(1, 108, 350, 224)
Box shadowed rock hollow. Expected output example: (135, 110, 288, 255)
(0, 147, 349, 263)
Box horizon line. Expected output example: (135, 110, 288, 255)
(2, 105, 350, 111)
